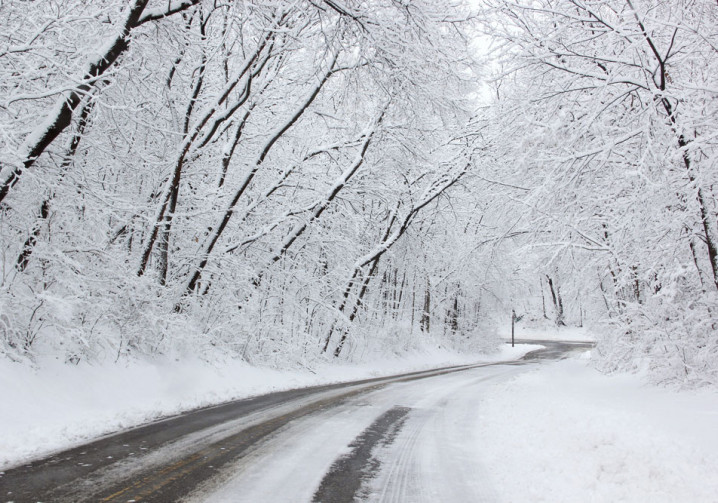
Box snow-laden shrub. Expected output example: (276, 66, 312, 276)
(594, 283, 718, 388)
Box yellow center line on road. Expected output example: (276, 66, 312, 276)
(100, 452, 205, 502)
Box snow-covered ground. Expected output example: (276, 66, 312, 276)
(497, 322, 595, 342)
(475, 353, 718, 502)
(0, 344, 534, 469)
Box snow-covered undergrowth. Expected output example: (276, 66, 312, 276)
(592, 295, 718, 388)
(0, 343, 534, 470)
(476, 355, 718, 502)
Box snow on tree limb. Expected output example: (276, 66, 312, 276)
(138, 0, 202, 24)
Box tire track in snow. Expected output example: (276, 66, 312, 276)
(312, 406, 411, 503)
(362, 370, 520, 502)
(368, 406, 427, 502)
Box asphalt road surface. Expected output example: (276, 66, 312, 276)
(0, 340, 592, 503)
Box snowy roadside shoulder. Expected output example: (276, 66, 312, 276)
(0, 343, 538, 470)
(475, 353, 718, 502)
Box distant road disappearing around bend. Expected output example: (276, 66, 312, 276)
(0, 340, 592, 503)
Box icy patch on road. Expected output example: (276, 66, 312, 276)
(475, 358, 718, 502)
(0, 343, 537, 469)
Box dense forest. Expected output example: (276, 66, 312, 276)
(1, 0, 716, 386)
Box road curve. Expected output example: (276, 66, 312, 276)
(0, 340, 591, 502)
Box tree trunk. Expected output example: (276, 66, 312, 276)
(332, 256, 382, 358)
(157, 14, 208, 285)
(546, 274, 565, 326)
(449, 290, 459, 333)
(420, 278, 431, 333)
(322, 205, 399, 354)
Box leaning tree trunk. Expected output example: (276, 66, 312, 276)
(182, 54, 339, 298)
(16, 97, 95, 272)
(138, 29, 276, 279)
(545, 274, 566, 327)
(0, 0, 203, 206)
(628, 0, 718, 292)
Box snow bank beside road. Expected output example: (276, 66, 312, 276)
(476, 355, 718, 502)
(0, 343, 536, 469)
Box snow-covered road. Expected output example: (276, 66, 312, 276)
(3, 343, 570, 502)
(190, 363, 528, 502)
